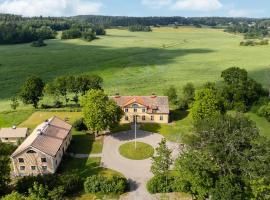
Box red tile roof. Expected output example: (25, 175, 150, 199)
(110, 96, 169, 114)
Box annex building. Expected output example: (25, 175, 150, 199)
(11, 117, 72, 176)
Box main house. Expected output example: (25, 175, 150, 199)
(11, 117, 72, 176)
(0, 127, 28, 145)
(110, 94, 169, 124)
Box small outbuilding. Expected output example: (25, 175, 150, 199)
(0, 127, 28, 145)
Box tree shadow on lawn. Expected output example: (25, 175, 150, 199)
(67, 132, 95, 155)
(170, 109, 189, 122)
(0, 42, 214, 99)
(57, 155, 102, 178)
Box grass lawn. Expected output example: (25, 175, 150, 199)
(0, 27, 270, 111)
(19, 111, 82, 129)
(58, 156, 123, 178)
(68, 131, 103, 154)
(245, 112, 270, 139)
(119, 141, 154, 160)
(0, 110, 33, 127)
(140, 110, 193, 143)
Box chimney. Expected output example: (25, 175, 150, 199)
(37, 129, 42, 135)
(151, 93, 157, 98)
(115, 93, 120, 98)
(12, 125, 16, 129)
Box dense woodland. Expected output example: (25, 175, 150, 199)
(1, 14, 270, 44)
(0, 14, 105, 44)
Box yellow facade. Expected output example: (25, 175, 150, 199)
(120, 103, 169, 124)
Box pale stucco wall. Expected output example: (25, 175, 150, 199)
(120, 106, 169, 124)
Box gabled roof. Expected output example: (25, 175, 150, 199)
(11, 116, 72, 158)
(0, 128, 28, 138)
(110, 96, 169, 114)
(123, 97, 147, 107)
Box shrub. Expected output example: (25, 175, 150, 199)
(257, 102, 270, 121)
(1, 192, 26, 200)
(84, 175, 105, 193)
(147, 175, 174, 194)
(84, 175, 127, 195)
(60, 174, 83, 195)
(31, 39, 47, 47)
(73, 118, 88, 131)
(15, 174, 59, 194)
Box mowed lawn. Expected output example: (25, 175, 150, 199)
(0, 27, 270, 111)
(140, 110, 193, 143)
(18, 111, 82, 129)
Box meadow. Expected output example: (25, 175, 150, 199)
(0, 27, 270, 112)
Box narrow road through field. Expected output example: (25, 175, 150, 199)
(101, 126, 180, 200)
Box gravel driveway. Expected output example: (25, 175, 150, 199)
(101, 126, 180, 200)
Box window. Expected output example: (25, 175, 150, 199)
(42, 166, 47, 171)
(41, 158, 47, 163)
(142, 116, 146, 121)
(20, 166, 25, 171)
(160, 115, 164, 121)
(134, 108, 137, 112)
(151, 116, 154, 121)
(18, 158, 24, 163)
(125, 108, 128, 113)
(4, 138, 8, 141)
(125, 116, 129, 121)
(55, 160, 58, 165)
(142, 108, 146, 113)
(27, 150, 36, 154)
(31, 166, 36, 170)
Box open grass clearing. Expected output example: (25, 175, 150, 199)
(0, 110, 33, 127)
(19, 111, 82, 129)
(0, 27, 270, 111)
(119, 141, 154, 160)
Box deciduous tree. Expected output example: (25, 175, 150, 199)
(80, 90, 123, 136)
(19, 75, 44, 108)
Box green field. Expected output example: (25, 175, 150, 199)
(0, 27, 270, 111)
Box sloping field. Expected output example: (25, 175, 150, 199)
(0, 27, 269, 111)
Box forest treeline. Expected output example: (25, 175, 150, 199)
(1, 14, 270, 44)
(0, 14, 105, 44)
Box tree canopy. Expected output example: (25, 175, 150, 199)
(19, 75, 44, 108)
(80, 90, 123, 135)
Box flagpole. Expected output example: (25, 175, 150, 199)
(135, 115, 137, 149)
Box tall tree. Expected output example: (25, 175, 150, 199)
(19, 75, 44, 108)
(164, 86, 178, 106)
(10, 96, 19, 110)
(151, 138, 173, 176)
(80, 89, 123, 136)
(191, 88, 224, 122)
(54, 76, 69, 106)
(175, 114, 270, 199)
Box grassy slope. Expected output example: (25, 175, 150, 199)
(0, 27, 270, 111)
(18, 111, 82, 129)
(246, 112, 270, 138)
(0, 110, 33, 127)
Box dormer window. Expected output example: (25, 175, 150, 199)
(27, 150, 36, 154)
(142, 108, 146, 113)
(132, 104, 138, 108)
(125, 108, 128, 112)
(18, 158, 24, 163)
